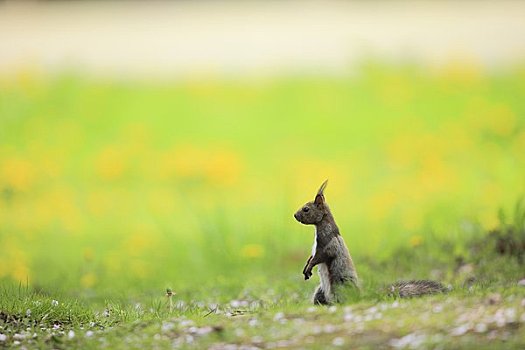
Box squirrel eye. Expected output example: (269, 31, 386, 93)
(302, 207, 309, 212)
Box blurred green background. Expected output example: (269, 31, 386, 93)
(1, 1, 525, 301)
(2, 63, 524, 296)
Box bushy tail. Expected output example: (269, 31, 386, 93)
(387, 280, 448, 298)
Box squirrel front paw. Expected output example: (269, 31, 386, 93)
(303, 270, 312, 280)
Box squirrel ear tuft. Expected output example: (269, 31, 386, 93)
(314, 180, 328, 206)
(317, 179, 328, 196)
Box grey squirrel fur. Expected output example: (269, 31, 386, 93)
(294, 180, 446, 305)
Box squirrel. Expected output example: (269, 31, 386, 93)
(294, 180, 447, 305)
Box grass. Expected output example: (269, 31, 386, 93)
(1, 268, 524, 349)
(0, 61, 525, 348)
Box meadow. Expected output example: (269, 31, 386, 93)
(1, 61, 524, 348)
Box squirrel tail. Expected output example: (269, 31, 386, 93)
(387, 280, 449, 298)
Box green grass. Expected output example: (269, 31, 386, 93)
(1, 269, 524, 349)
(1, 62, 525, 347)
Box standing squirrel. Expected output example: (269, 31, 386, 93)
(294, 180, 446, 305)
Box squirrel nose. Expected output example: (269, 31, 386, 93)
(294, 213, 299, 220)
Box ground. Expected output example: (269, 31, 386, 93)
(1, 280, 524, 349)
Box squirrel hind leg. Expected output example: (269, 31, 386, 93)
(312, 285, 329, 305)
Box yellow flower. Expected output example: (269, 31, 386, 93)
(486, 104, 516, 137)
(367, 191, 397, 221)
(80, 272, 97, 288)
(240, 244, 265, 258)
(83, 247, 95, 262)
(1, 157, 35, 191)
(205, 149, 242, 186)
(14, 66, 44, 97)
(104, 252, 122, 274)
(170, 144, 206, 178)
(12, 264, 30, 284)
(438, 58, 484, 86)
(94, 146, 126, 180)
(409, 235, 423, 247)
(186, 77, 220, 97)
(45, 187, 83, 233)
(1, 238, 31, 283)
(124, 231, 156, 257)
(166, 144, 242, 186)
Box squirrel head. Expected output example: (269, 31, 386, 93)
(294, 180, 328, 225)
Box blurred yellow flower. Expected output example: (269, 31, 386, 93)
(171, 145, 204, 178)
(164, 144, 242, 186)
(1, 237, 31, 283)
(418, 153, 454, 193)
(479, 208, 500, 230)
(1, 157, 35, 191)
(84, 247, 95, 262)
(94, 146, 127, 180)
(39, 156, 63, 179)
(81, 272, 97, 288)
(104, 252, 122, 274)
(186, 78, 220, 97)
(14, 66, 43, 97)
(240, 244, 265, 258)
(45, 187, 83, 234)
(205, 149, 242, 186)
(12, 262, 30, 284)
(367, 191, 397, 221)
(486, 104, 517, 137)
(409, 235, 423, 247)
(438, 58, 484, 86)
(124, 232, 156, 257)
(155, 149, 177, 180)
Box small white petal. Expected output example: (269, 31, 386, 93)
(432, 305, 443, 313)
(332, 337, 345, 346)
(451, 325, 470, 336)
(273, 312, 284, 321)
(474, 323, 487, 333)
(323, 324, 336, 333)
